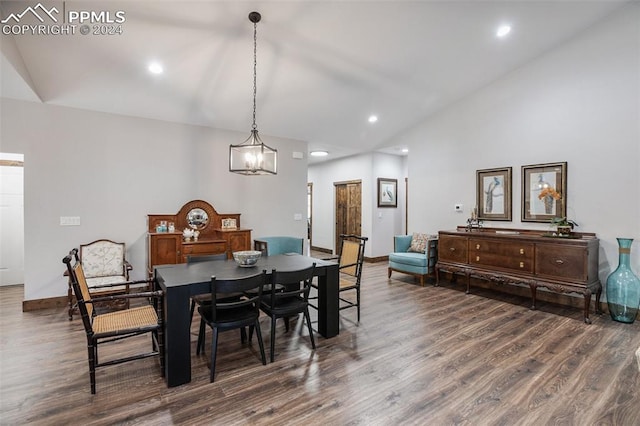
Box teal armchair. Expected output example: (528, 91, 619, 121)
(388, 234, 438, 286)
(253, 236, 304, 256)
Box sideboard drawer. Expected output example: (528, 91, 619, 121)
(536, 244, 587, 282)
(439, 235, 468, 263)
(182, 241, 227, 256)
(469, 239, 534, 273)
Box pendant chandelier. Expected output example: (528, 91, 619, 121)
(229, 11, 277, 175)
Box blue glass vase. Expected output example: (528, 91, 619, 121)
(606, 238, 640, 323)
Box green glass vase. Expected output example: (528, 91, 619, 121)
(606, 238, 640, 323)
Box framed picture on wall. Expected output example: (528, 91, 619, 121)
(221, 218, 237, 229)
(377, 178, 397, 207)
(476, 167, 512, 221)
(521, 162, 567, 222)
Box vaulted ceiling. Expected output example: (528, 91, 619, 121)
(0, 1, 628, 163)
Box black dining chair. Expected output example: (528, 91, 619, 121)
(255, 265, 316, 362)
(196, 271, 268, 382)
(187, 253, 229, 326)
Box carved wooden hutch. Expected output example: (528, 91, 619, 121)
(147, 200, 251, 275)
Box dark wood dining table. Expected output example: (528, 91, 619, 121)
(154, 253, 340, 387)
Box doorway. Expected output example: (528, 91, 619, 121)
(0, 153, 25, 286)
(334, 180, 362, 254)
(307, 182, 313, 248)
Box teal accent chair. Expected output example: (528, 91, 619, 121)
(253, 236, 304, 256)
(388, 235, 438, 286)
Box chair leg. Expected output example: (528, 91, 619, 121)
(357, 287, 361, 322)
(88, 341, 96, 394)
(254, 319, 267, 366)
(304, 308, 316, 349)
(284, 317, 290, 333)
(196, 318, 206, 355)
(210, 327, 219, 383)
(270, 315, 277, 363)
(248, 325, 254, 342)
(189, 300, 196, 327)
(240, 327, 247, 343)
(157, 328, 165, 378)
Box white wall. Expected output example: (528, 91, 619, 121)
(308, 152, 405, 257)
(0, 99, 308, 300)
(404, 4, 640, 282)
(371, 153, 406, 256)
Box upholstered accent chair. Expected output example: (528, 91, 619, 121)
(253, 236, 304, 256)
(388, 234, 438, 286)
(80, 239, 133, 287)
(67, 239, 137, 320)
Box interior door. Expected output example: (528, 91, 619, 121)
(334, 181, 362, 254)
(0, 157, 25, 286)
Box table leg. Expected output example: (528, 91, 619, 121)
(161, 284, 192, 387)
(317, 263, 339, 338)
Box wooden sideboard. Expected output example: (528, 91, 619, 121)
(147, 200, 251, 274)
(435, 227, 601, 323)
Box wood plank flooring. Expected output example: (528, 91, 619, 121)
(1, 258, 639, 425)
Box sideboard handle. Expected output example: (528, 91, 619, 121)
(450, 247, 455, 251)
(520, 248, 524, 255)
(555, 259, 564, 264)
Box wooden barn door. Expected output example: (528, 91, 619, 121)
(334, 180, 362, 254)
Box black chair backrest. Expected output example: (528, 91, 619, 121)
(210, 271, 267, 322)
(187, 253, 227, 263)
(268, 265, 316, 305)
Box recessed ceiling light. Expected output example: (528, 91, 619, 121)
(368, 115, 378, 123)
(310, 150, 329, 157)
(496, 25, 511, 38)
(148, 62, 164, 74)
(401, 148, 409, 153)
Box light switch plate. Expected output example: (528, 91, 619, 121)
(454, 204, 463, 213)
(60, 216, 81, 226)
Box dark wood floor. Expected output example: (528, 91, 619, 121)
(2, 258, 639, 425)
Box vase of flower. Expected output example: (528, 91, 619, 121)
(606, 238, 640, 323)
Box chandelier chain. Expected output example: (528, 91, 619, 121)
(252, 20, 257, 130)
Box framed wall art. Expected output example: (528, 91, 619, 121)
(476, 167, 512, 221)
(221, 218, 237, 229)
(377, 178, 397, 208)
(521, 162, 567, 222)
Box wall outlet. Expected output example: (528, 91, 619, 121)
(454, 204, 463, 213)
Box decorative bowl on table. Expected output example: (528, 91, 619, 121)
(232, 250, 262, 267)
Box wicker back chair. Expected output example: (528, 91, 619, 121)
(310, 234, 368, 322)
(62, 251, 164, 394)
